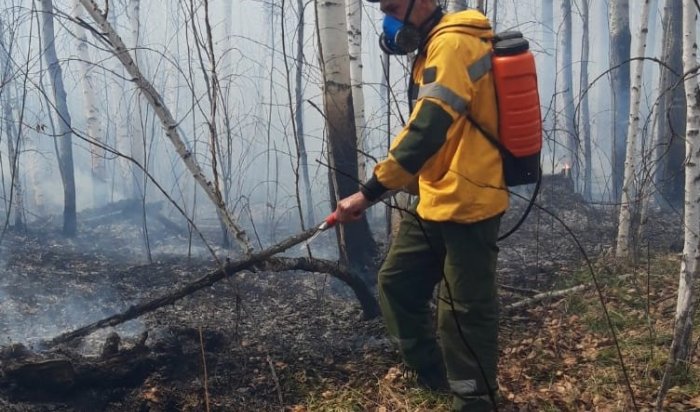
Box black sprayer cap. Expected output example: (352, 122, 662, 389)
(493, 37, 529, 56)
(493, 31, 523, 42)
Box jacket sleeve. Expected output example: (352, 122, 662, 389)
(361, 32, 486, 202)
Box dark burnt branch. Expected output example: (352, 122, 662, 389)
(46, 227, 378, 347)
(258, 257, 380, 319)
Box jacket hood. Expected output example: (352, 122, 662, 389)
(428, 9, 494, 40)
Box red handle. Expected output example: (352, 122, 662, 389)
(325, 211, 338, 227)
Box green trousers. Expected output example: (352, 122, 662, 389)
(378, 206, 501, 412)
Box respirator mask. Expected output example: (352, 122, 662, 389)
(378, 0, 422, 55)
(379, 14, 422, 55)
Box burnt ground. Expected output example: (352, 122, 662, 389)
(0, 175, 694, 411)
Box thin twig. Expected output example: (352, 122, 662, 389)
(198, 326, 211, 412)
(266, 355, 284, 408)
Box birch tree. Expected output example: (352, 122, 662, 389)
(579, 0, 592, 200)
(129, 0, 146, 198)
(615, 0, 652, 258)
(291, 0, 314, 226)
(78, 0, 254, 255)
(609, 0, 631, 200)
(317, 0, 377, 278)
(41, 0, 77, 236)
(72, 0, 106, 207)
(1, 91, 24, 229)
(0, 19, 24, 229)
(445, 0, 467, 13)
(655, 1, 700, 407)
(556, 0, 576, 180)
(347, 0, 366, 183)
(540, 0, 555, 135)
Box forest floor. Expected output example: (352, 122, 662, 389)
(0, 175, 699, 411)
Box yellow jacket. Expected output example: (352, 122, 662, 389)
(361, 10, 508, 223)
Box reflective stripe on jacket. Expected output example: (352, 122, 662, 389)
(367, 10, 508, 223)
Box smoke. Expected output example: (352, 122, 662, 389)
(0, 283, 144, 353)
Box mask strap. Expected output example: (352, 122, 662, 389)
(403, 0, 416, 26)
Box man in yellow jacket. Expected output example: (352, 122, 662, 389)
(334, 0, 507, 410)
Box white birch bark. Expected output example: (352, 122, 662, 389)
(347, 0, 366, 182)
(445, 0, 467, 13)
(615, 0, 652, 258)
(129, 0, 145, 197)
(317, 0, 355, 192)
(0, 19, 23, 227)
(539, 0, 555, 132)
(2, 92, 24, 228)
(580, 0, 592, 201)
(41, 0, 77, 236)
(78, 0, 253, 255)
(609, 0, 631, 200)
(294, 0, 315, 225)
(656, 1, 700, 407)
(556, 0, 576, 178)
(317, 0, 377, 270)
(72, 0, 106, 207)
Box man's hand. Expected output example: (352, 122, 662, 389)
(334, 191, 371, 223)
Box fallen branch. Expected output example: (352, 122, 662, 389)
(257, 257, 380, 318)
(503, 274, 633, 311)
(46, 227, 379, 347)
(503, 283, 589, 311)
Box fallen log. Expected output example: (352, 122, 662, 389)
(1, 329, 202, 402)
(46, 226, 379, 347)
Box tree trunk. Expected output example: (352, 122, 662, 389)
(580, 0, 592, 201)
(654, 0, 685, 211)
(41, 0, 77, 237)
(78, 0, 254, 255)
(129, 0, 146, 199)
(655, 2, 700, 408)
(609, 0, 631, 201)
(317, 0, 377, 282)
(72, 0, 106, 208)
(347, 0, 366, 184)
(539, 0, 555, 156)
(110, 3, 133, 201)
(556, 0, 577, 184)
(615, 0, 652, 259)
(295, 0, 314, 226)
(445, 0, 467, 13)
(0, 22, 24, 229)
(2, 92, 24, 230)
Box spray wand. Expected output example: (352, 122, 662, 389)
(299, 212, 338, 249)
(300, 191, 396, 250)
